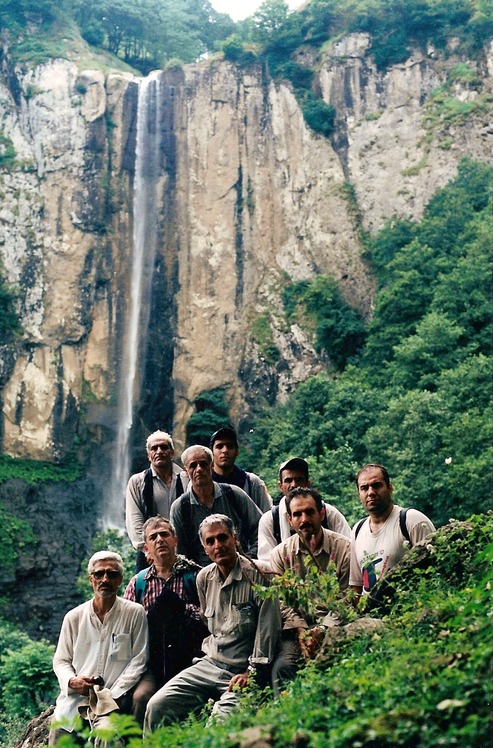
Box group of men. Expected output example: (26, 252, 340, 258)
(51, 427, 436, 739)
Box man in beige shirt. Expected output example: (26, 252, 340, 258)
(144, 513, 281, 731)
(270, 487, 350, 693)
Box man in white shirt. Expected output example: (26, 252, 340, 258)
(125, 430, 188, 569)
(50, 551, 148, 742)
(258, 457, 351, 563)
(350, 463, 436, 598)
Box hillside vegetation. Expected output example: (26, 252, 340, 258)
(6, 513, 489, 748)
(0, 0, 491, 74)
(243, 158, 492, 529)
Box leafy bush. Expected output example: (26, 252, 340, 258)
(0, 502, 35, 580)
(299, 91, 336, 137)
(283, 275, 366, 369)
(0, 618, 57, 743)
(185, 388, 231, 447)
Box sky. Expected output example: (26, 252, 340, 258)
(210, 0, 301, 22)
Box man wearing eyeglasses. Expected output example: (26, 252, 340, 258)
(170, 445, 262, 567)
(49, 552, 148, 743)
(126, 430, 188, 570)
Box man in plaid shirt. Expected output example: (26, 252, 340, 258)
(124, 516, 207, 725)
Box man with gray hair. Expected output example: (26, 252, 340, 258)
(144, 514, 281, 731)
(126, 430, 188, 570)
(50, 551, 148, 743)
(170, 445, 261, 566)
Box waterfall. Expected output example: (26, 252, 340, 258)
(105, 71, 162, 528)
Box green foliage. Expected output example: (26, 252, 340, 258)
(0, 271, 21, 342)
(0, 501, 35, 581)
(76, 528, 135, 599)
(221, 34, 257, 65)
(250, 0, 290, 45)
(0, 133, 17, 169)
(0, 452, 83, 485)
(185, 388, 231, 447)
(298, 90, 335, 137)
(76, 515, 491, 748)
(0, 619, 57, 742)
(0, 640, 56, 720)
(283, 275, 366, 370)
(244, 160, 492, 528)
(251, 314, 280, 364)
(257, 558, 357, 625)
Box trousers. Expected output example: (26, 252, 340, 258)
(144, 657, 242, 732)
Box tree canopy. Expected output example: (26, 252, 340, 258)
(243, 159, 493, 529)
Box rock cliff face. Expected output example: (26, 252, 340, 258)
(0, 34, 491, 638)
(1, 40, 491, 465)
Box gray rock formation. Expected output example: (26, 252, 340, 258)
(0, 39, 490, 468)
(0, 36, 491, 637)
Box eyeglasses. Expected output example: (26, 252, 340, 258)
(90, 570, 121, 580)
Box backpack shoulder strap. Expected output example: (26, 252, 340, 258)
(399, 508, 411, 544)
(354, 517, 368, 539)
(271, 504, 281, 545)
(181, 570, 199, 606)
(142, 468, 154, 521)
(135, 568, 149, 604)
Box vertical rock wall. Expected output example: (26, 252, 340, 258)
(0, 38, 491, 465)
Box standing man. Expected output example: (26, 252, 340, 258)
(269, 487, 350, 693)
(210, 426, 272, 512)
(170, 445, 262, 566)
(126, 430, 187, 570)
(258, 457, 350, 563)
(144, 514, 281, 731)
(50, 552, 147, 742)
(350, 463, 436, 598)
(124, 516, 208, 725)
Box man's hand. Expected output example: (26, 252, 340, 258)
(68, 676, 100, 696)
(228, 671, 250, 691)
(298, 625, 326, 660)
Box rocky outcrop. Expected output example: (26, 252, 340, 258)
(0, 36, 491, 479)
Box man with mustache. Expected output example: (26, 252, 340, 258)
(144, 514, 281, 731)
(124, 516, 207, 725)
(269, 487, 350, 694)
(50, 552, 147, 743)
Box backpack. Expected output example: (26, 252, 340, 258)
(142, 468, 184, 521)
(134, 567, 199, 605)
(271, 502, 329, 545)
(179, 483, 240, 561)
(354, 508, 411, 544)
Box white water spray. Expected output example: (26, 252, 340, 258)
(105, 71, 162, 528)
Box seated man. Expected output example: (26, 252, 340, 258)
(350, 463, 436, 597)
(170, 445, 262, 566)
(269, 487, 350, 694)
(144, 514, 281, 732)
(210, 426, 272, 512)
(50, 551, 148, 743)
(124, 516, 208, 725)
(258, 457, 351, 563)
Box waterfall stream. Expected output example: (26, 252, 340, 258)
(105, 71, 162, 528)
